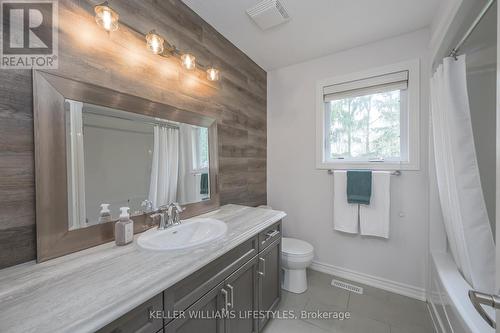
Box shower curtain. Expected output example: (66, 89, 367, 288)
(67, 100, 87, 230)
(177, 124, 200, 203)
(148, 125, 179, 209)
(430, 55, 495, 293)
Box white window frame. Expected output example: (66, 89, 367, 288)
(315, 59, 420, 171)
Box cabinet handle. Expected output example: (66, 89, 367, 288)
(258, 257, 266, 277)
(265, 230, 280, 241)
(226, 284, 234, 309)
(221, 288, 231, 312)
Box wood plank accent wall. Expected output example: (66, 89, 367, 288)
(0, 0, 267, 269)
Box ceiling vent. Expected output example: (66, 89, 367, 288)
(246, 0, 290, 30)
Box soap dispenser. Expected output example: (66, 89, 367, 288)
(115, 207, 134, 246)
(98, 203, 112, 223)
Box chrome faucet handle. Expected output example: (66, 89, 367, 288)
(167, 203, 185, 225)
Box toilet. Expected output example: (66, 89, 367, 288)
(281, 237, 314, 294)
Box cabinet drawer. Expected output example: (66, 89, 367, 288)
(164, 236, 258, 324)
(96, 294, 163, 333)
(258, 221, 282, 251)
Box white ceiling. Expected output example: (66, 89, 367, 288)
(183, 0, 442, 71)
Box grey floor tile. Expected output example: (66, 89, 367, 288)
(264, 270, 433, 333)
(335, 313, 391, 333)
(301, 298, 349, 331)
(279, 290, 310, 312)
(262, 317, 329, 333)
(348, 290, 432, 329)
(307, 271, 350, 308)
(390, 322, 434, 333)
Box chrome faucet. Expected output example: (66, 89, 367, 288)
(152, 203, 184, 230)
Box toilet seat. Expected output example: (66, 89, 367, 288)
(282, 237, 313, 257)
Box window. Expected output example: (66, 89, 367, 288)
(316, 60, 420, 170)
(191, 126, 209, 171)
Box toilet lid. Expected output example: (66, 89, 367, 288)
(282, 237, 313, 255)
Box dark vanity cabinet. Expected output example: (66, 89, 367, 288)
(97, 221, 281, 333)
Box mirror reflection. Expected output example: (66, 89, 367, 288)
(65, 100, 210, 231)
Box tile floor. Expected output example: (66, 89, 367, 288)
(263, 269, 435, 333)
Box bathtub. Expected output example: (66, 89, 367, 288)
(429, 252, 494, 333)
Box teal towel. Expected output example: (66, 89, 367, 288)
(200, 173, 209, 195)
(346, 170, 372, 205)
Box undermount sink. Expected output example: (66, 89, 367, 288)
(137, 218, 227, 251)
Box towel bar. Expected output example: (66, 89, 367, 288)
(327, 169, 401, 176)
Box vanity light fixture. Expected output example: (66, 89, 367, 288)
(92, 5, 221, 80)
(146, 30, 164, 55)
(206, 67, 220, 81)
(181, 53, 196, 70)
(94, 2, 119, 32)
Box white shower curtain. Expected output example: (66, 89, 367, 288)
(430, 55, 495, 293)
(148, 125, 179, 209)
(67, 100, 87, 230)
(177, 124, 196, 203)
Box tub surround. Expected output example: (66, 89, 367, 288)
(0, 205, 285, 333)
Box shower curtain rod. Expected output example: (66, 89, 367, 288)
(449, 0, 496, 58)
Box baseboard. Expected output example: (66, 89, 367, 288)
(310, 261, 427, 301)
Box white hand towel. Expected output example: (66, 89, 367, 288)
(360, 171, 391, 238)
(333, 170, 359, 234)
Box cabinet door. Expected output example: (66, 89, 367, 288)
(164, 236, 258, 324)
(258, 239, 281, 331)
(165, 282, 225, 333)
(224, 257, 259, 333)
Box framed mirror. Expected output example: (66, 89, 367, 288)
(34, 71, 219, 262)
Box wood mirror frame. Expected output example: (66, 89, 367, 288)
(33, 70, 220, 262)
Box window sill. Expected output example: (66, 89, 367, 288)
(317, 161, 419, 171)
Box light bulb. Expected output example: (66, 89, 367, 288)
(206, 67, 220, 81)
(94, 3, 119, 32)
(181, 54, 196, 70)
(146, 31, 164, 55)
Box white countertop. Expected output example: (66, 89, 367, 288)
(0, 205, 286, 333)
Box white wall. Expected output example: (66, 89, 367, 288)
(267, 29, 431, 298)
(83, 114, 154, 222)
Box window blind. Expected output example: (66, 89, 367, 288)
(323, 70, 408, 102)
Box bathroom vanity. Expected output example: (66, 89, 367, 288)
(99, 219, 282, 333)
(0, 71, 287, 333)
(0, 205, 285, 333)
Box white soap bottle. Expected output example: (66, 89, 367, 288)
(98, 203, 112, 223)
(115, 207, 134, 246)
